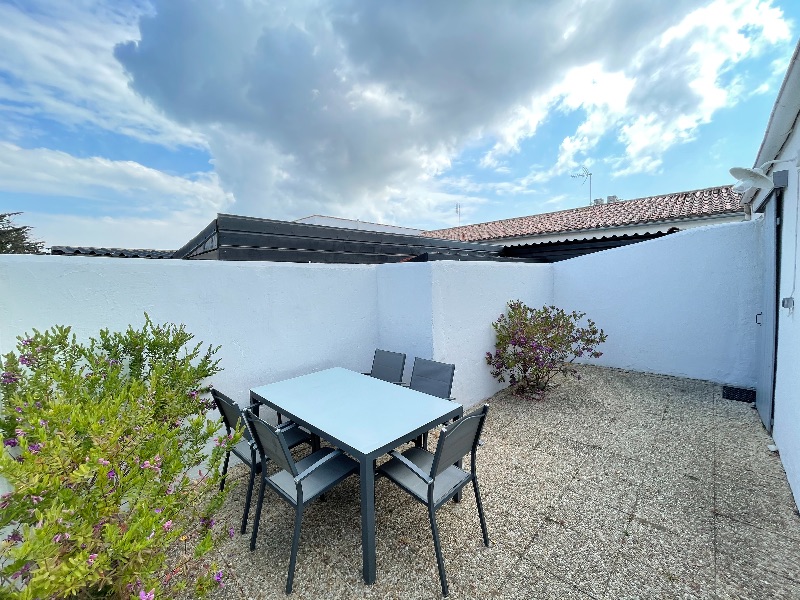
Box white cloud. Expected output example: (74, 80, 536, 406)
(1, 0, 795, 243)
(115, 0, 723, 224)
(0, 142, 233, 247)
(25, 212, 212, 250)
(0, 1, 203, 147)
(0, 143, 231, 211)
(479, 0, 791, 181)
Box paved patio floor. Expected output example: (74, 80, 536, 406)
(207, 365, 800, 599)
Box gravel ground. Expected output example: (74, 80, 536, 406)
(202, 365, 800, 599)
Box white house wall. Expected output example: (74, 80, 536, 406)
(0, 255, 379, 404)
(553, 220, 762, 388)
(771, 124, 800, 506)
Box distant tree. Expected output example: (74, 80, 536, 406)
(0, 212, 44, 254)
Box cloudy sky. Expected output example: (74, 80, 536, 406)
(1, 0, 798, 249)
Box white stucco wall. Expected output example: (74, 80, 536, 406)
(0, 255, 379, 403)
(771, 126, 800, 505)
(430, 261, 554, 407)
(553, 220, 762, 387)
(375, 263, 434, 382)
(0, 221, 766, 414)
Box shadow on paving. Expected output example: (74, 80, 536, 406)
(203, 365, 800, 599)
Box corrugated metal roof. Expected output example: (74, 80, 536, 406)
(423, 185, 743, 242)
(50, 247, 175, 259)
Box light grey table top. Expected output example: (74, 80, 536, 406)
(250, 367, 462, 457)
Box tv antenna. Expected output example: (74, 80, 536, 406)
(570, 166, 592, 206)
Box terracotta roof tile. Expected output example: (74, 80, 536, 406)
(422, 185, 743, 242)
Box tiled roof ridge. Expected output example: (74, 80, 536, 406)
(50, 246, 175, 258)
(423, 184, 742, 242)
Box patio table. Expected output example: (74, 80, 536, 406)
(250, 367, 463, 585)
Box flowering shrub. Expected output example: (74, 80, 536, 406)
(486, 301, 607, 398)
(0, 316, 239, 599)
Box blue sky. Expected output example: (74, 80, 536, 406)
(0, 0, 798, 249)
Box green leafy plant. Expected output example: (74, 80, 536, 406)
(485, 301, 607, 398)
(0, 316, 238, 599)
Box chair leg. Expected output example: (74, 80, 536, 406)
(220, 450, 230, 491)
(286, 503, 304, 594)
(250, 475, 267, 551)
(241, 464, 257, 534)
(472, 477, 490, 547)
(428, 505, 449, 597)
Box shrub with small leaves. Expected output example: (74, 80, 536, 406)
(486, 301, 607, 398)
(0, 315, 239, 599)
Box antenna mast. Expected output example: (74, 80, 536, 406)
(456, 203, 461, 226)
(570, 166, 593, 206)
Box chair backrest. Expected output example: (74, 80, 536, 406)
(408, 358, 455, 399)
(430, 405, 489, 478)
(244, 410, 298, 477)
(370, 349, 406, 383)
(211, 389, 252, 442)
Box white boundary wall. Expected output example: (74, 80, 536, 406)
(430, 261, 553, 405)
(0, 256, 379, 403)
(553, 220, 762, 388)
(0, 221, 762, 408)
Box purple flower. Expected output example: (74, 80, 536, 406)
(98, 458, 110, 466)
(21, 338, 32, 346)
(28, 442, 43, 454)
(139, 589, 155, 600)
(154, 508, 163, 514)
(18, 354, 33, 366)
(228, 527, 235, 538)
(213, 571, 223, 586)
(5, 530, 23, 543)
(4, 438, 18, 448)
(162, 520, 173, 531)
(87, 553, 98, 565)
(1, 372, 20, 384)
(107, 469, 117, 480)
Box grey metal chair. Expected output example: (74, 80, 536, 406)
(244, 409, 359, 594)
(408, 357, 455, 399)
(362, 348, 406, 384)
(211, 390, 312, 535)
(406, 358, 456, 447)
(378, 405, 490, 597)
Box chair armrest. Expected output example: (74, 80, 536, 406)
(388, 451, 433, 485)
(294, 450, 344, 483)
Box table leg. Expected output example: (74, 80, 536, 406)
(360, 459, 376, 584)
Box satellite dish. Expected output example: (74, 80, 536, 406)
(729, 166, 774, 191)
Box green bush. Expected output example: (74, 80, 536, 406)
(486, 301, 607, 398)
(0, 316, 238, 599)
